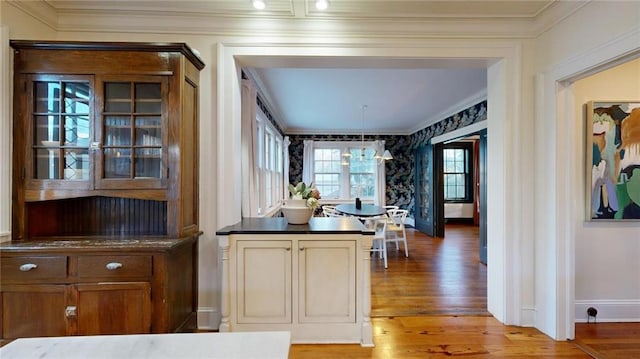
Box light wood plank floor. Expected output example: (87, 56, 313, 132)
(372, 223, 487, 317)
(290, 223, 640, 358)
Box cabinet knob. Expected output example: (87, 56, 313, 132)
(19, 263, 38, 271)
(299, 247, 305, 251)
(285, 247, 291, 251)
(106, 262, 123, 270)
(65, 306, 77, 318)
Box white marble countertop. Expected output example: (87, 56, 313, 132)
(0, 331, 291, 359)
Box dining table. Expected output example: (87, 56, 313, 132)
(335, 203, 388, 217)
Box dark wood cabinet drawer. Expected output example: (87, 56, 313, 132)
(77, 255, 152, 279)
(1, 256, 68, 282)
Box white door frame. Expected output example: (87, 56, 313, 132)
(535, 26, 640, 340)
(216, 40, 525, 328)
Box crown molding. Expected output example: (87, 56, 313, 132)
(528, 0, 589, 36)
(285, 128, 409, 136)
(8, 1, 589, 40)
(408, 89, 487, 135)
(6, 0, 58, 30)
(244, 68, 288, 132)
(50, 13, 541, 39)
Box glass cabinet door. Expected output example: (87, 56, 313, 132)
(96, 76, 167, 189)
(29, 75, 92, 188)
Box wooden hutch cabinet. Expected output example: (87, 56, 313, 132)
(1, 41, 205, 340)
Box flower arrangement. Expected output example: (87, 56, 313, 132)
(288, 182, 321, 210)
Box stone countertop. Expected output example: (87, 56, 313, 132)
(0, 331, 291, 359)
(216, 217, 372, 235)
(0, 232, 201, 253)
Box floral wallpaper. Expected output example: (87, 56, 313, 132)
(286, 100, 487, 218)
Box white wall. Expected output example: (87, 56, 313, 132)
(532, 0, 640, 339)
(572, 59, 640, 322)
(2, 0, 638, 339)
(0, 3, 57, 242)
(444, 203, 474, 219)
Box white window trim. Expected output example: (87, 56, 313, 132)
(307, 140, 386, 204)
(256, 108, 284, 217)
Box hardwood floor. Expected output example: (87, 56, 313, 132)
(290, 223, 640, 358)
(372, 223, 487, 317)
(575, 322, 640, 358)
(290, 316, 591, 358)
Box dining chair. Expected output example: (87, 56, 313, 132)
(385, 209, 408, 258)
(322, 206, 343, 217)
(383, 205, 399, 213)
(370, 219, 388, 269)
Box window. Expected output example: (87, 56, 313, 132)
(256, 109, 284, 215)
(311, 142, 378, 200)
(314, 148, 341, 199)
(443, 143, 473, 202)
(348, 147, 376, 198)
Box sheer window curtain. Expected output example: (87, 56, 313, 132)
(240, 79, 259, 217)
(374, 140, 387, 206)
(302, 140, 315, 185)
(283, 136, 291, 200)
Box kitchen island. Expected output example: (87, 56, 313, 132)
(216, 217, 374, 347)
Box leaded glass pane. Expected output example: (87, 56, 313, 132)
(63, 149, 90, 180)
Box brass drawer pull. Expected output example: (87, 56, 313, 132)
(105, 262, 123, 270)
(65, 306, 77, 317)
(19, 263, 38, 272)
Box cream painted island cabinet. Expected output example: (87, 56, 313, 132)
(216, 217, 374, 347)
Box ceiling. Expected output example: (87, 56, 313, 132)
(248, 65, 487, 135)
(28, 0, 577, 134)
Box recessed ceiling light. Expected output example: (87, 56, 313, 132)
(252, 0, 266, 10)
(315, 0, 329, 10)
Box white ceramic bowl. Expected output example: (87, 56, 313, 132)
(282, 205, 312, 224)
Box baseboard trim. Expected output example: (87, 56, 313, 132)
(197, 307, 220, 330)
(575, 300, 640, 323)
(520, 307, 536, 326)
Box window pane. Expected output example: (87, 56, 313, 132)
(347, 147, 375, 199)
(134, 148, 162, 178)
(63, 149, 90, 180)
(105, 83, 131, 112)
(35, 148, 60, 179)
(104, 148, 131, 178)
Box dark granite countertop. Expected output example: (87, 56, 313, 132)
(0, 232, 201, 253)
(216, 217, 373, 235)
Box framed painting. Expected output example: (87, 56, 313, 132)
(586, 101, 640, 220)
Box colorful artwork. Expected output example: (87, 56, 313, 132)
(587, 101, 640, 220)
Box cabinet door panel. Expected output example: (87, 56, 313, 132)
(298, 240, 356, 323)
(237, 241, 291, 324)
(1, 284, 68, 339)
(94, 75, 168, 190)
(75, 282, 151, 335)
(25, 75, 94, 191)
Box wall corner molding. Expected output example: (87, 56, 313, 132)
(5, 0, 58, 30)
